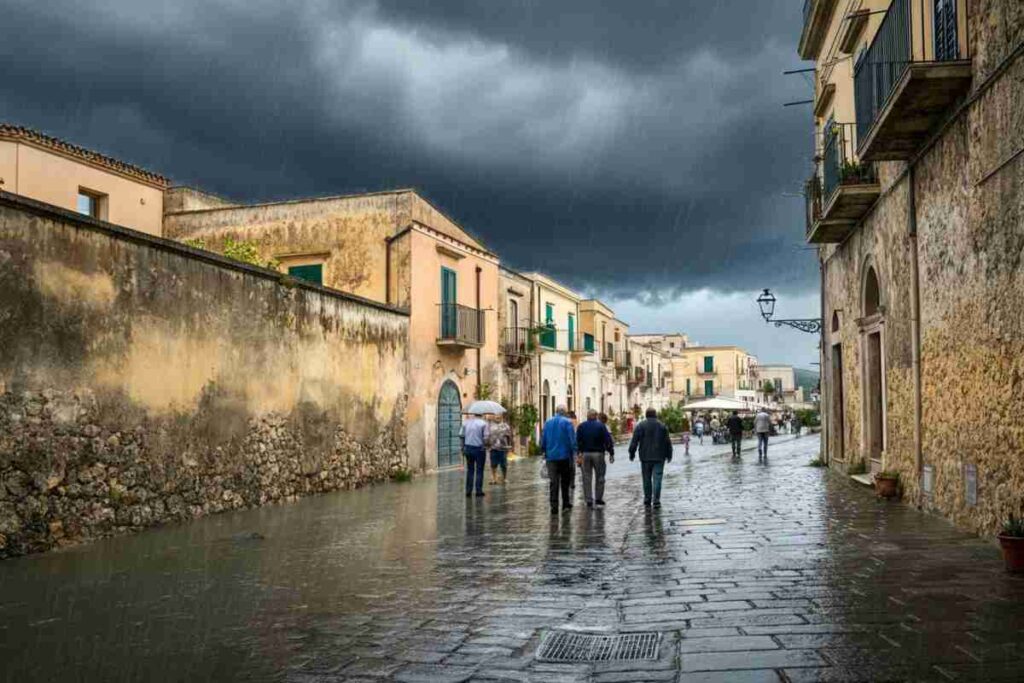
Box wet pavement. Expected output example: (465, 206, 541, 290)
(2, 434, 1023, 682)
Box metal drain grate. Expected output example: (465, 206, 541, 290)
(536, 631, 661, 662)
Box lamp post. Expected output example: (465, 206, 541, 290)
(756, 288, 822, 334)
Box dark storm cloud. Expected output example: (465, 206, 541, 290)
(0, 0, 816, 298)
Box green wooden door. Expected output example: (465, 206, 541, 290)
(541, 303, 556, 348)
(704, 380, 714, 397)
(437, 380, 462, 468)
(704, 356, 714, 373)
(568, 314, 575, 351)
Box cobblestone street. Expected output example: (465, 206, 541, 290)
(2, 435, 1023, 682)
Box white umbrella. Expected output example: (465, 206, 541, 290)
(466, 400, 506, 415)
(682, 397, 753, 412)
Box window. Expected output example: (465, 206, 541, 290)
(288, 264, 323, 285)
(774, 378, 783, 393)
(686, 379, 691, 395)
(703, 356, 714, 373)
(567, 313, 575, 351)
(704, 380, 714, 397)
(441, 267, 458, 338)
(541, 303, 557, 349)
(76, 189, 106, 219)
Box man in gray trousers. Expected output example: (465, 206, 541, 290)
(575, 410, 615, 507)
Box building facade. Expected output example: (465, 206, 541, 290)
(523, 273, 582, 423)
(672, 345, 759, 404)
(756, 364, 804, 407)
(0, 124, 168, 235)
(801, 0, 1024, 534)
(626, 339, 673, 412)
(164, 189, 500, 472)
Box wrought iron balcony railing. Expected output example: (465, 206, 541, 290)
(437, 303, 484, 347)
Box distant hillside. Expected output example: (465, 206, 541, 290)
(795, 368, 820, 393)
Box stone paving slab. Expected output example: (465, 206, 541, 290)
(2, 436, 1024, 682)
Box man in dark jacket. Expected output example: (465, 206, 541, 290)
(628, 408, 673, 508)
(577, 410, 615, 507)
(726, 410, 744, 459)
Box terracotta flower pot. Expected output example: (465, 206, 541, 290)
(874, 476, 898, 499)
(998, 535, 1024, 573)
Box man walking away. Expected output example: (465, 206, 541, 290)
(486, 414, 513, 485)
(460, 413, 489, 497)
(541, 405, 577, 514)
(726, 410, 744, 460)
(694, 417, 705, 444)
(577, 410, 614, 508)
(754, 408, 771, 463)
(629, 408, 673, 508)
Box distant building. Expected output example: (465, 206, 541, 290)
(628, 333, 688, 357)
(672, 345, 758, 404)
(756, 364, 805, 407)
(0, 124, 168, 235)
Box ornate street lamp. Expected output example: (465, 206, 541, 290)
(756, 288, 822, 334)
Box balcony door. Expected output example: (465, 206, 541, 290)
(441, 267, 457, 338)
(934, 0, 959, 62)
(509, 298, 520, 350)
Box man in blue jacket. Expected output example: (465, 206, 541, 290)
(541, 405, 577, 514)
(576, 409, 615, 507)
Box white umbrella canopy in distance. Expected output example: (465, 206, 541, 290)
(466, 400, 506, 415)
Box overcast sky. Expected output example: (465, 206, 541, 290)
(1, 0, 820, 369)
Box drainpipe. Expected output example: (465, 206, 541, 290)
(908, 166, 924, 507)
(476, 266, 482, 398)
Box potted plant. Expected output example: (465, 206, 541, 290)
(874, 471, 899, 498)
(998, 515, 1024, 573)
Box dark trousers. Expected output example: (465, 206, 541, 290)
(757, 433, 769, 458)
(580, 452, 606, 503)
(641, 461, 665, 504)
(730, 435, 742, 457)
(547, 459, 573, 510)
(464, 446, 486, 493)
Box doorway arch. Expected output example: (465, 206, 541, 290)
(437, 380, 462, 468)
(860, 261, 886, 470)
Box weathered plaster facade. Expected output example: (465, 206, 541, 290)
(0, 193, 409, 557)
(166, 189, 499, 471)
(810, 0, 1024, 534)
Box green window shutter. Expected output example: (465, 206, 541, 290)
(686, 379, 691, 395)
(441, 267, 457, 338)
(704, 356, 714, 373)
(541, 303, 556, 348)
(288, 264, 323, 285)
(704, 380, 714, 397)
(568, 314, 575, 351)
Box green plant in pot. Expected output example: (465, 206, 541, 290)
(874, 470, 899, 498)
(998, 514, 1024, 573)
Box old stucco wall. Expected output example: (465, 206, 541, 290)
(0, 194, 409, 557)
(163, 191, 405, 302)
(821, 1, 1024, 535)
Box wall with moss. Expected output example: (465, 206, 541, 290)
(0, 193, 409, 557)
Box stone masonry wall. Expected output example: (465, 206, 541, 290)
(821, 1, 1024, 535)
(0, 193, 409, 557)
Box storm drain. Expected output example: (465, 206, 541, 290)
(536, 631, 661, 662)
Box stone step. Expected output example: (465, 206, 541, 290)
(850, 473, 874, 487)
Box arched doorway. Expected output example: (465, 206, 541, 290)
(861, 265, 885, 471)
(437, 380, 462, 468)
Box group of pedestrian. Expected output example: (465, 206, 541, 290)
(458, 412, 514, 497)
(540, 406, 673, 513)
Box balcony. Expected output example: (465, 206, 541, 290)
(614, 350, 631, 372)
(854, 0, 971, 161)
(697, 364, 717, 376)
(538, 324, 558, 351)
(799, 0, 838, 60)
(601, 342, 614, 365)
(806, 123, 881, 244)
(437, 304, 484, 348)
(628, 367, 645, 387)
(500, 327, 535, 368)
(570, 332, 596, 358)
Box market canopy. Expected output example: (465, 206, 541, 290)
(682, 397, 766, 413)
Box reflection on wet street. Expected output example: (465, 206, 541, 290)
(2, 436, 1023, 681)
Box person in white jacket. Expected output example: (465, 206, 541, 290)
(754, 409, 772, 463)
